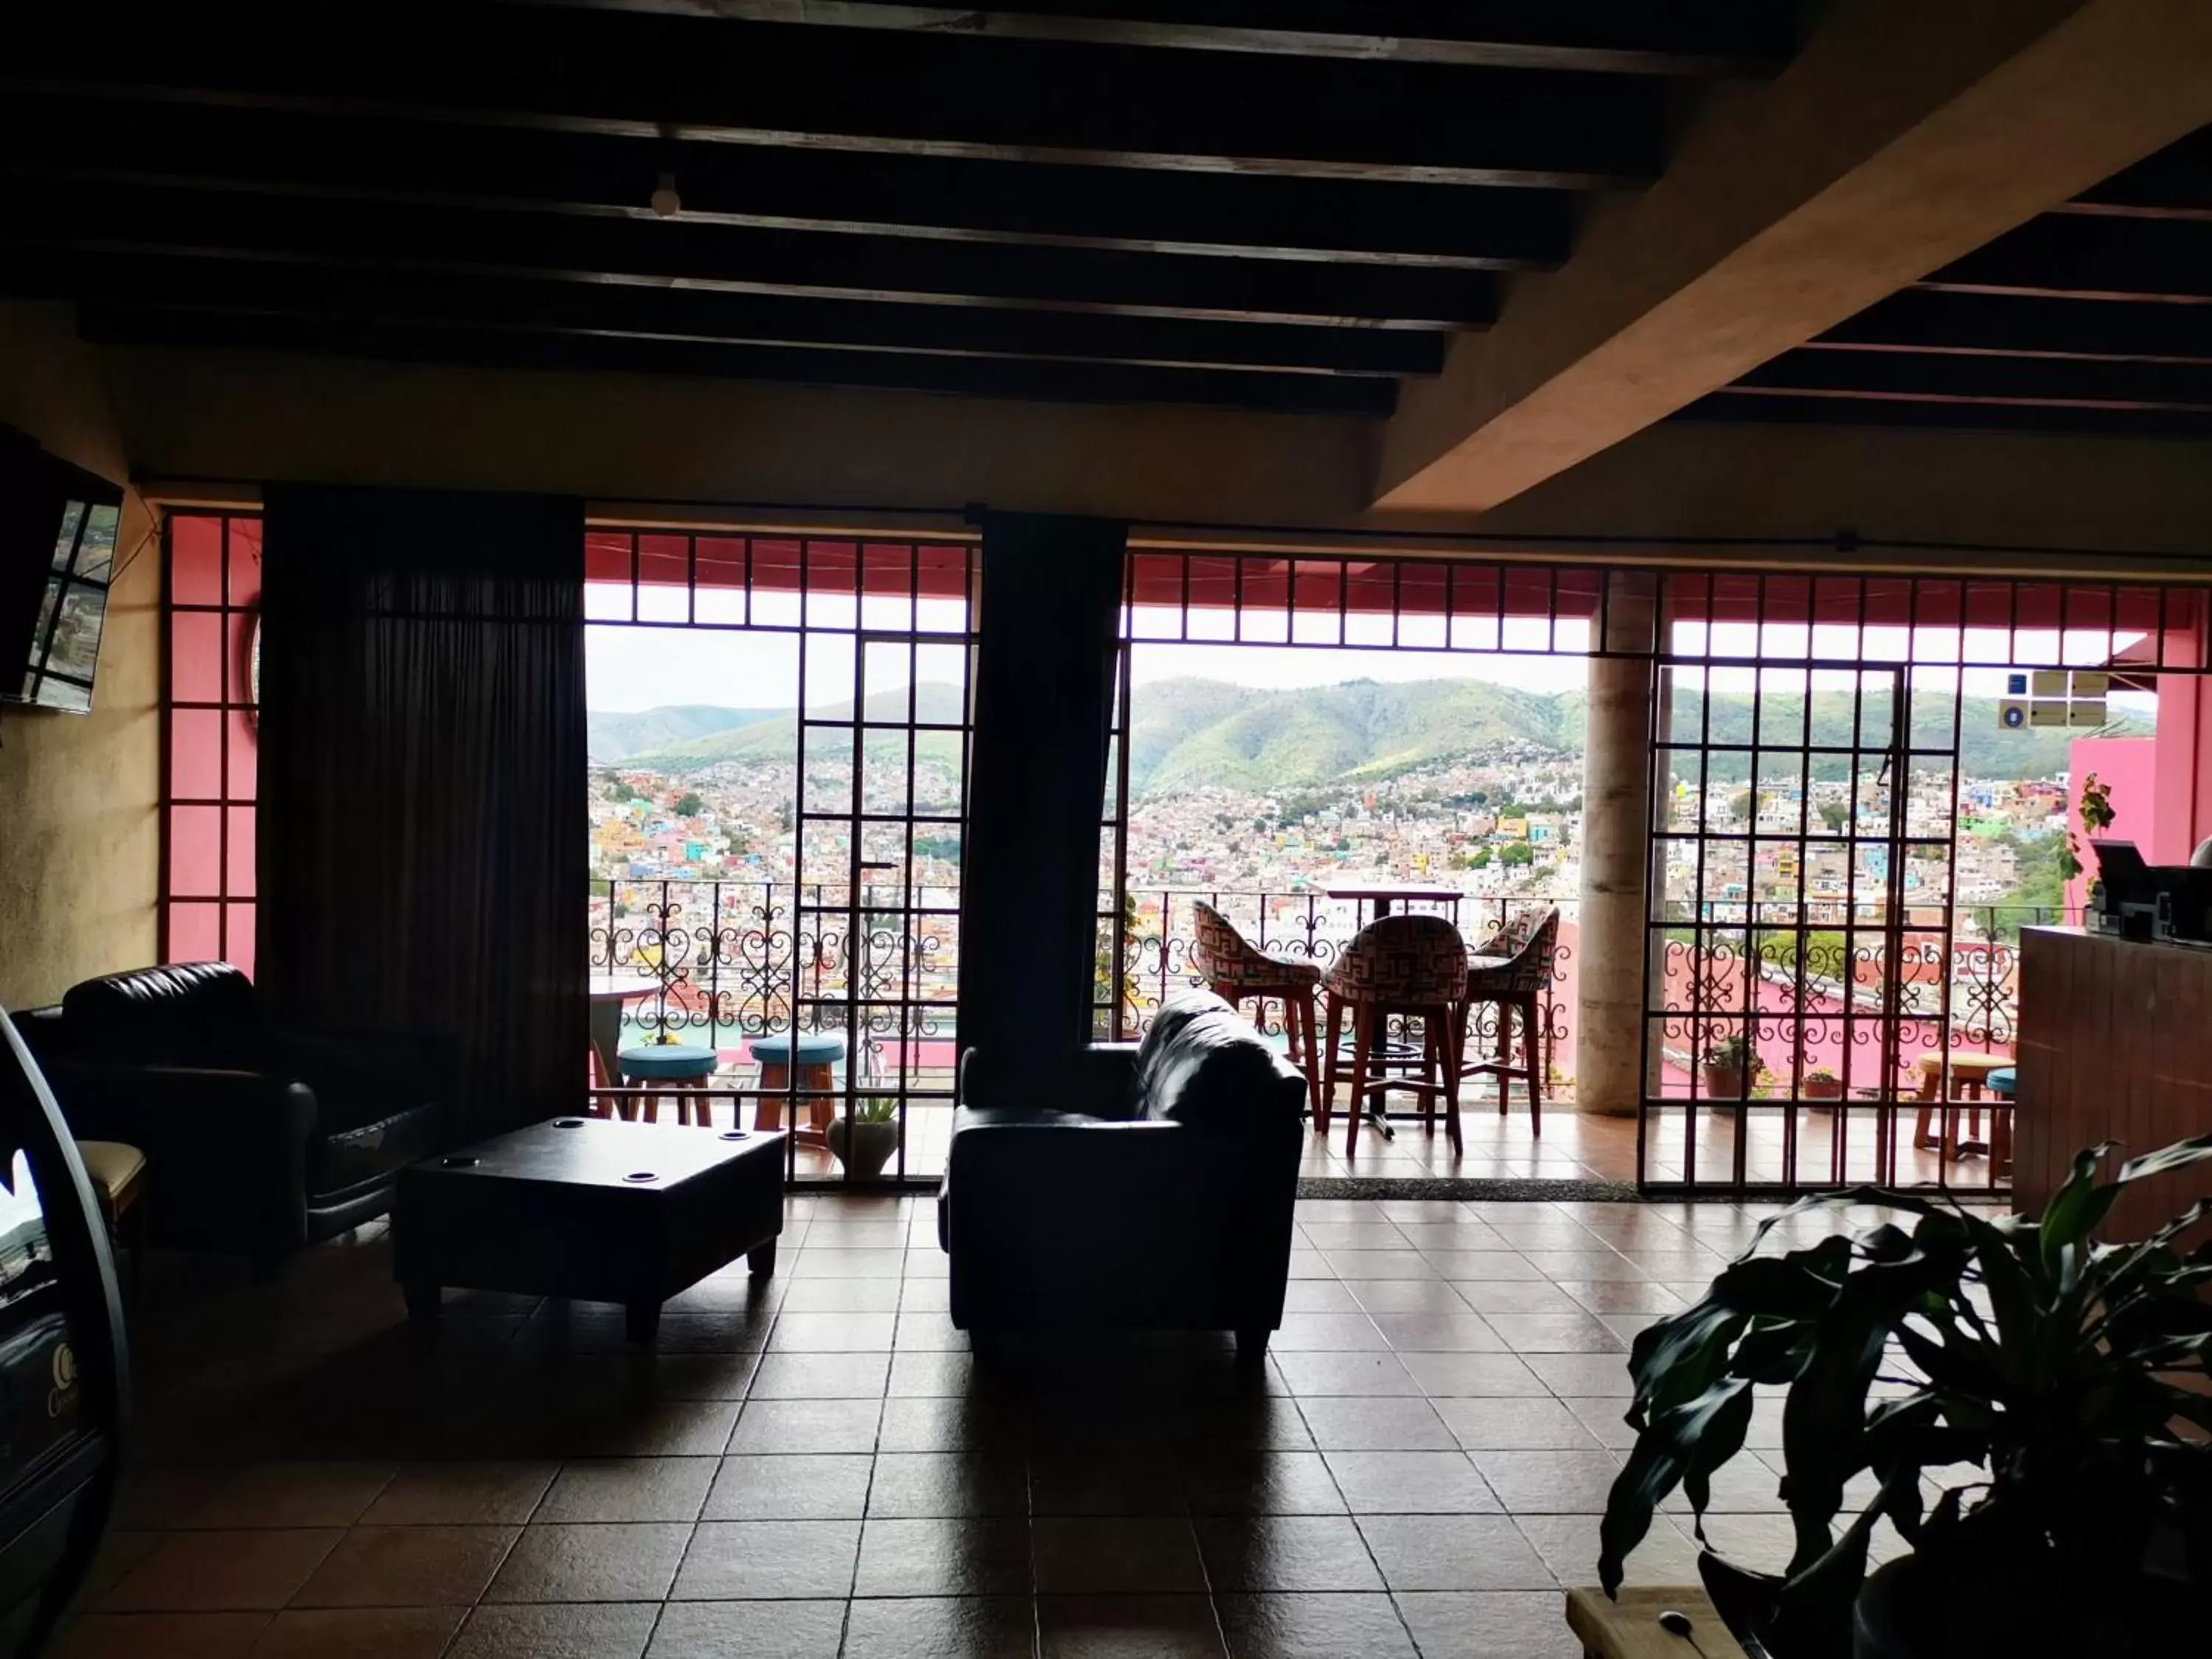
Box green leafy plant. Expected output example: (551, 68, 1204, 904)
(852, 1095, 899, 1125)
(1805, 1065, 1837, 1082)
(1599, 1133, 2212, 1659)
(1703, 1032, 1763, 1074)
(2056, 771, 2117, 884)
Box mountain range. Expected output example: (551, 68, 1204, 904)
(594, 676, 2138, 791)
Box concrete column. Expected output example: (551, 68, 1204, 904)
(1576, 573, 1659, 1117)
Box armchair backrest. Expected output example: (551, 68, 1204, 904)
(1132, 990, 1304, 1127)
(61, 961, 265, 1065)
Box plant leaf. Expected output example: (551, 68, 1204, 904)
(2115, 1130, 2212, 1186)
(1600, 1377, 1755, 1595)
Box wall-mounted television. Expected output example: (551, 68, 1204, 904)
(0, 425, 124, 716)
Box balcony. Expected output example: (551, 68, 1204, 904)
(592, 877, 2050, 1191)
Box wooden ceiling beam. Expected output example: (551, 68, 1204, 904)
(6, 4, 1661, 187)
(0, 93, 1570, 271)
(0, 179, 1492, 330)
(1812, 291, 2212, 365)
(75, 305, 1401, 415)
(1375, 0, 2212, 513)
(501, 0, 1792, 75)
(0, 251, 1444, 378)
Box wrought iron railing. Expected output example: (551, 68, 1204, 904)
(588, 877, 959, 1077)
(1649, 902, 2074, 1100)
(591, 879, 2066, 1110)
(1102, 886, 1580, 1093)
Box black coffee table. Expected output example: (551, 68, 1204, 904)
(394, 1117, 787, 1344)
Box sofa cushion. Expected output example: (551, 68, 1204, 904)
(1132, 990, 1290, 1130)
(61, 962, 265, 1066)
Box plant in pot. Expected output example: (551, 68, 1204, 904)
(1702, 1032, 1762, 1103)
(827, 1096, 900, 1178)
(1803, 1065, 1843, 1102)
(1599, 1133, 2212, 1659)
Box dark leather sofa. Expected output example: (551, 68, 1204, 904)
(20, 963, 451, 1274)
(939, 990, 1305, 1355)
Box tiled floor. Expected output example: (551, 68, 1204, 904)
(64, 1184, 1890, 1658)
(694, 1093, 2011, 1194)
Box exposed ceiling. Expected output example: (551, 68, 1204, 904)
(1685, 126, 2212, 437)
(0, 0, 1797, 418)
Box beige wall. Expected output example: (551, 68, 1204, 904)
(105, 341, 2212, 575)
(0, 303, 161, 1009)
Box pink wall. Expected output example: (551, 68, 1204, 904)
(2065, 735, 2161, 913)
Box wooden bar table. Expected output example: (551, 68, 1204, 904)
(2016, 925, 2212, 1238)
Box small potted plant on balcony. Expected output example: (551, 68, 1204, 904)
(1599, 1133, 2212, 1659)
(1701, 1032, 1761, 1103)
(827, 1095, 900, 1178)
(1803, 1065, 1843, 1102)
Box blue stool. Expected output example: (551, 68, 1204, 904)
(1987, 1066, 2015, 1098)
(616, 1043, 720, 1127)
(748, 1032, 847, 1142)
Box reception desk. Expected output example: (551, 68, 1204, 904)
(2017, 926, 2212, 1239)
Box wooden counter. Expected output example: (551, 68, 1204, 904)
(2017, 926, 2212, 1238)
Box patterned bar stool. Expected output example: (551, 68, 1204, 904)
(1192, 900, 1323, 1116)
(1321, 914, 1468, 1156)
(1456, 906, 1559, 1135)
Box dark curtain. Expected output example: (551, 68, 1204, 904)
(956, 512, 1128, 1074)
(257, 485, 586, 1137)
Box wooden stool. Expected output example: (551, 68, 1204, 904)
(1321, 915, 1468, 1156)
(1457, 906, 1560, 1137)
(77, 1140, 148, 1304)
(615, 1043, 720, 1125)
(748, 1032, 845, 1147)
(1565, 1587, 1750, 1659)
(1913, 1051, 2006, 1154)
(1190, 900, 1323, 1118)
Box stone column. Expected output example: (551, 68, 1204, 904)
(1576, 573, 1659, 1117)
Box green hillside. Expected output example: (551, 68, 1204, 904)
(588, 703, 781, 763)
(1130, 676, 1582, 795)
(626, 683, 968, 771)
(607, 677, 2146, 791)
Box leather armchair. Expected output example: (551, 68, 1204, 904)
(938, 991, 1305, 1355)
(19, 963, 452, 1274)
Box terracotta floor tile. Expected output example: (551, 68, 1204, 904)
(182, 1464, 394, 1530)
(51, 1612, 271, 1658)
(1029, 1448, 1183, 1517)
(482, 1523, 692, 1603)
(1040, 1593, 1228, 1659)
(703, 1453, 875, 1520)
(727, 1397, 884, 1455)
(536, 1458, 714, 1524)
(748, 1350, 891, 1399)
(643, 1599, 846, 1658)
(1178, 1452, 1344, 1518)
(446, 1602, 659, 1659)
(674, 1519, 863, 1599)
(1033, 1518, 1206, 1595)
(1213, 1592, 1417, 1659)
(1320, 1451, 1498, 1515)
(1430, 1397, 1607, 1452)
(866, 1452, 1029, 1518)
(360, 1461, 557, 1526)
(851, 1517, 1029, 1598)
(841, 1596, 1037, 1659)
(1290, 1398, 1453, 1453)
(1268, 1351, 1422, 1398)
(102, 1531, 342, 1613)
(1467, 1449, 1625, 1514)
(1394, 1590, 1582, 1659)
(1354, 1514, 1552, 1592)
(1192, 1515, 1383, 1593)
(289, 1524, 517, 1607)
(254, 1607, 465, 1659)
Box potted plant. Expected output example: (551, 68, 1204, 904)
(1702, 1032, 1761, 1102)
(827, 1095, 900, 1178)
(1803, 1065, 1843, 1102)
(1599, 1133, 2212, 1659)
